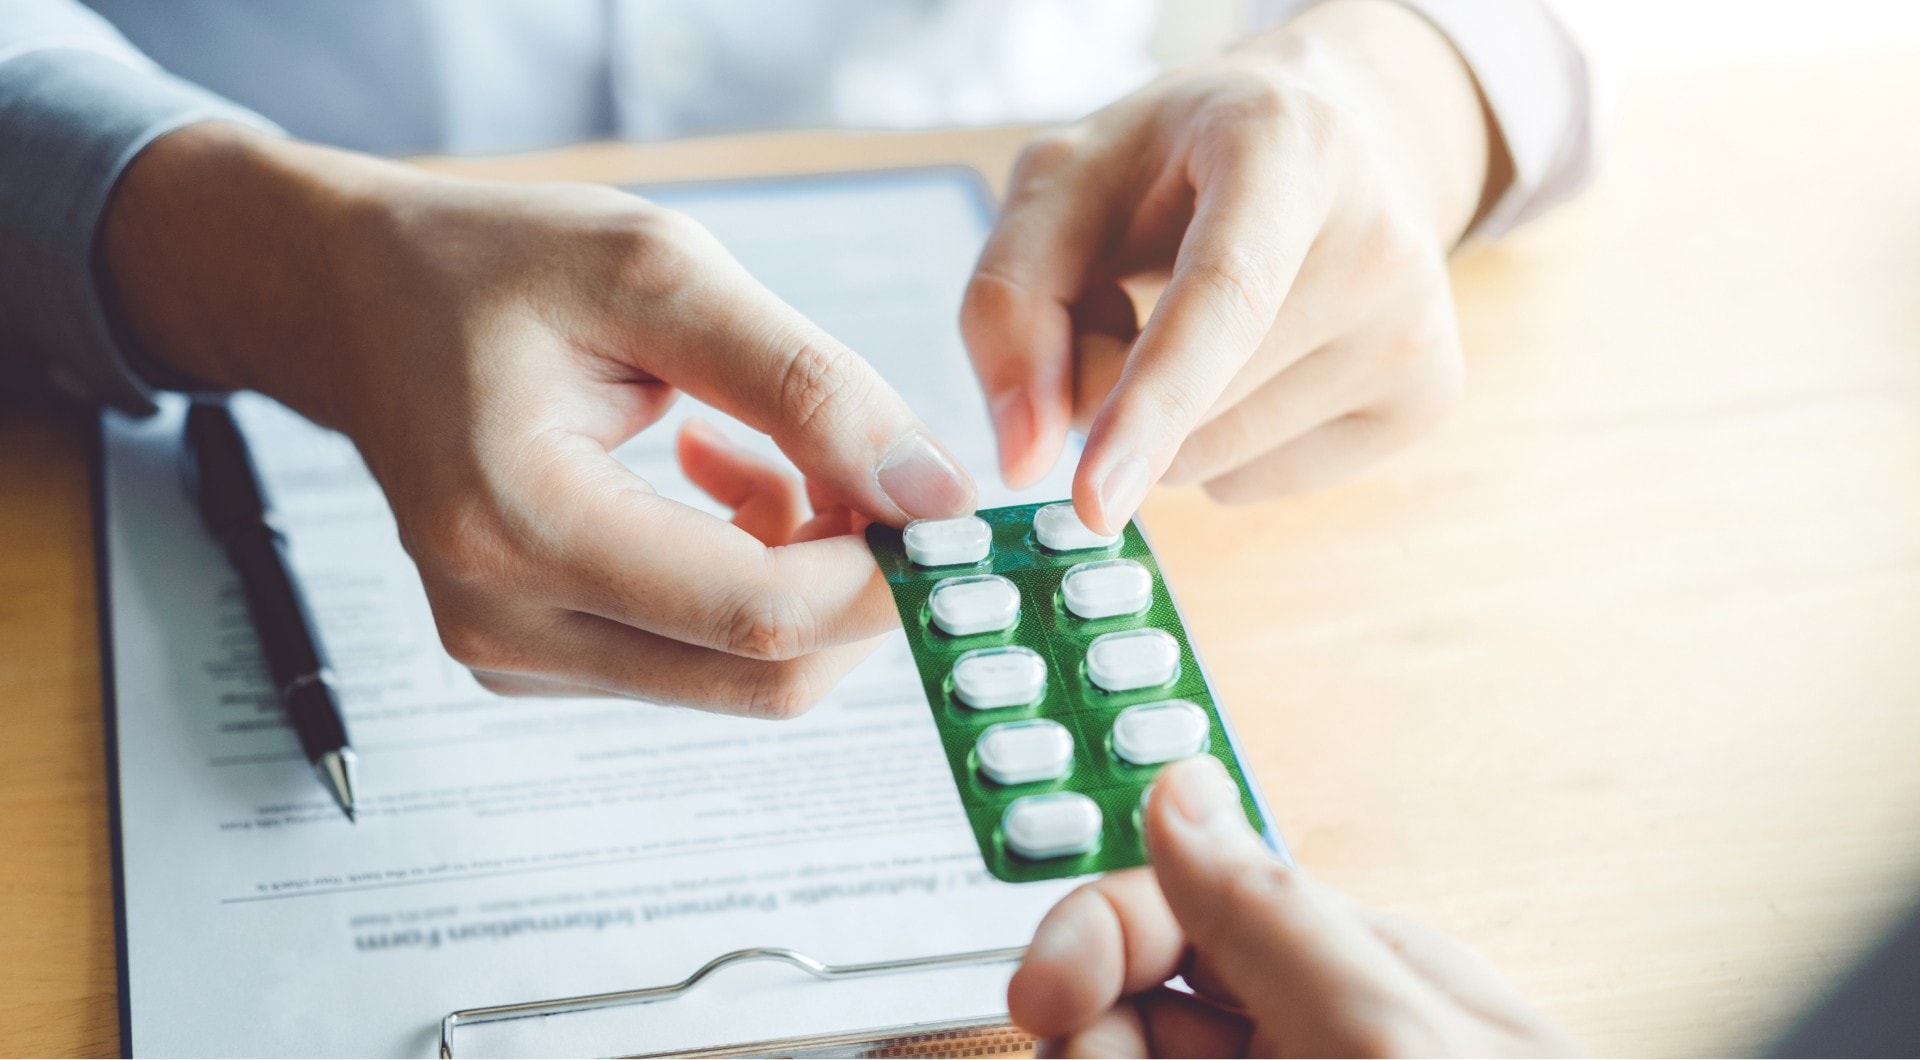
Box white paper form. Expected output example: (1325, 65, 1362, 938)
(102, 170, 1084, 1058)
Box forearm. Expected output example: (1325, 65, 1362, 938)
(1235, 0, 1504, 247)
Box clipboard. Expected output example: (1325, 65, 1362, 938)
(95, 166, 1293, 1058)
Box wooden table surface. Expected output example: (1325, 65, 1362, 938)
(6, 51, 1920, 1058)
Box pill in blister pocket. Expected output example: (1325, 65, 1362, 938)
(1001, 791, 1103, 859)
(1086, 628, 1180, 691)
(903, 515, 992, 567)
(952, 646, 1047, 709)
(1111, 699, 1211, 765)
(867, 501, 1272, 882)
(1062, 559, 1152, 619)
(929, 575, 1020, 636)
(976, 719, 1074, 785)
(1033, 502, 1120, 552)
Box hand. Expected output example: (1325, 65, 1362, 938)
(1009, 757, 1580, 1057)
(103, 124, 975, 715)
(962, 0, 1500, 533)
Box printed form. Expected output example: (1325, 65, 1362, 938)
(102, 171, 1082, 1057)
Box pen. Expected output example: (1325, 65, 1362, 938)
(184, 400, 358, 822)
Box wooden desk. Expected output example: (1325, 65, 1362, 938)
(6, 52, 1920, 1057)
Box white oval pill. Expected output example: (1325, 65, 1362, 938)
(976, 719, 1074, 785)
(903, 515, 991, 567)
(1032, 502, 1120, 552)
(1001, 792, 1103, 860)
(1111, 700, 1211, 765)
(1085, 628, 1180, 692)
(952, 647, 1047, 709)
(929, 575, 1020, 636)
(1062, 559, 1153, 620)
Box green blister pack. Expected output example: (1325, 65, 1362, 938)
(866, 500, 1271, 883)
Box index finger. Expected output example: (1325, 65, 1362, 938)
(530, 435, 897, 662)
(960, 133, 1120, 487)
(628, 215, 974, 525)
(1074, 144, 1328, 534)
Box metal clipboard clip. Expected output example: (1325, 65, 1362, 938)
(439, 944, 1031, 1058)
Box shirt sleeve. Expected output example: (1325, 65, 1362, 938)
(1246, 0, 1617, 240)
(0, 0, 277, 414)
(1393, 0, 1617, 239)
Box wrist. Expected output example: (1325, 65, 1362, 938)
(1239, 0, 1496, 246)
(100, 122, 405, 426)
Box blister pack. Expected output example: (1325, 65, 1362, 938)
(866, 501, 1268, 882)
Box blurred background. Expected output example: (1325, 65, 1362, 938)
(1152, 0, 1920, 71)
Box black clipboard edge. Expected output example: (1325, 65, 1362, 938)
(91, 410, 136, 1057)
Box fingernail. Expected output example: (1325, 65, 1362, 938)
(1093, 452, 1151, 533)
(989, 388, 1036, 481)
(876, 430, 974, 519)
(1165, 755, 1245, 831)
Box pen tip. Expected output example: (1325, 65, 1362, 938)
(317, 748, 360, 824)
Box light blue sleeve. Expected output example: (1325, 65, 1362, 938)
(0, 0, 277, 413)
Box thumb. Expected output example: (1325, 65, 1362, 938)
(645, 231, 976, 525)
(1144, 757, 1404, 1012)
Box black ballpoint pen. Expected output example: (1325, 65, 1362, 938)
(184, 400, 358, 821)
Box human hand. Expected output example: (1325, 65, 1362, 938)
(963, 0, 1501, 533)
(1009, 757, 1580, 1057)
(104, 124, 974, 714)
